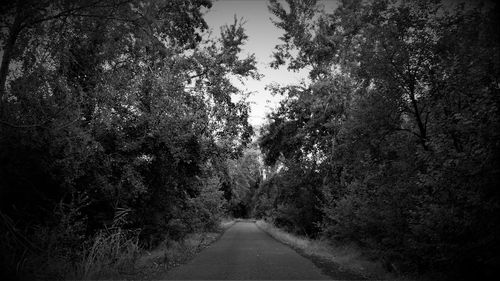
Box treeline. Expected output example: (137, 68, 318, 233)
(0, 0, 257, 279)
(254, 0, 500, 280)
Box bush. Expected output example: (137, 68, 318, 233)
(185, 176, 227, 233)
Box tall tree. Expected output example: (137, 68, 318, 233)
(0, 1, 258, 278)
(259, 0, 500, 278)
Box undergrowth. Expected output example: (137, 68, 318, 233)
(256, 219, 406, 280)
(1, 203, 141, 281)
(1, 206, 232, 281)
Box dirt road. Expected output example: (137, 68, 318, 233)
(164, 221, 331, 280)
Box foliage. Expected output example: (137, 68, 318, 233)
(226, 144, 262, 217)
(253, 162, 323, 237)
(258, 0, 500, 279)
(0, 0, 257, 279)
(184, 176, 227, 233)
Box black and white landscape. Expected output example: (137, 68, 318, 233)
(0, 0, 499, 280)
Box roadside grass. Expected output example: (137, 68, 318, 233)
(118, 218, 235, 279)
(8, 226, 142, 280)
(14, 218, 236, 280)
(128, 232, 219, 279)
(220, 217, 237, 229)
(256, 219, 410, 280)
(72, 227, 140, 280)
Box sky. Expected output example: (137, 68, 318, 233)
(203, 0, 313, 127)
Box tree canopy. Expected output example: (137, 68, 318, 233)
(0, 1, 259, 279)
(256, 0, 500, 279)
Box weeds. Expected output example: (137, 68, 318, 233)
(132, 220, 233, 278)
(73, 227, 140, 279)
(1, 202, 141, 280)
(256, 219, 400, 280)
(1, 205, 231, 281)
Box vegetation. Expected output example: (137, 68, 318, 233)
(0, 0, 256, 279)
(226, 143, 263, 218)
(256, 219, 389, 279)
(255, 0, 500, 280)
(1, 0, 499, 280)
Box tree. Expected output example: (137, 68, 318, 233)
(226, 144, 263, 218)
(0, 0, 258, 278)
(261, 0, 500, 278)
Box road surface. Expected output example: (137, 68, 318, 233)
(165, 221, 331, 280)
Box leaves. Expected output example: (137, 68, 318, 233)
(0, 1, 258, 277)
(258, 0, 500, 278)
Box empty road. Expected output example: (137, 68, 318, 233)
(165, 221, 331, 280)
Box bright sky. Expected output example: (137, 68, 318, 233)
(204, 0, 313, 127)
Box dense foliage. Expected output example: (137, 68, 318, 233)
(0, 0, 257, 279)
(256, 0, 500, 279)
(226, 144, 262, 218)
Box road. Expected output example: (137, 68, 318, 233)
(164, 221, 331, 280)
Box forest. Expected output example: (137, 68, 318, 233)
(0, 0, 499, 280)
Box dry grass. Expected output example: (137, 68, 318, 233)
(71, 227, 140, 279)
(79, 219, 235, 279)
(131, 219, 235, 278)
(135, 232, 218, 271)
(256, 219, 406, 280)
(220, 217, 236, 230)
(2, 217, 234, 280)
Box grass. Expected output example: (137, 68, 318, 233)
(2, 218, 235, 280)
(5, 226, 142, 280)
(117, 218, 235, 279)
(74, 227, 140, 279)
(130, 232, 219, 278)
(256, 219, 409, 280)
(220, 217, 237, 229)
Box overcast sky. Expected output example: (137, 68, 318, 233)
(204, 0, 312, 127)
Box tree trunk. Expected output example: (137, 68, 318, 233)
(408, 83, 429, 151)
(0, 8, 23, 117)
